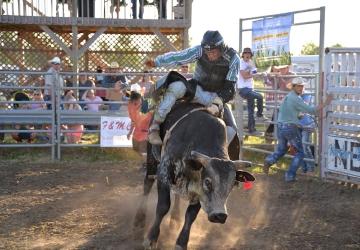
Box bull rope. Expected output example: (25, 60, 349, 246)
(160, 107, 208, 158)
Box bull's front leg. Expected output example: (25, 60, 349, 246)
(143, 180, 171, 249)
(175, 202, 201, 250)
(134, 156, 157, 229)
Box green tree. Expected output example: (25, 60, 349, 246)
(301, 42, 319, 55)
(331, 43, 342, 48)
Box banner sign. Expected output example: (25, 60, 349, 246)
(252, 13, 293, 69)
(327, 135, 360, 177)
(100, 116, 132, 147)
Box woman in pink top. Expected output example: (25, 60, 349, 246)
(82, 89, 103, 111)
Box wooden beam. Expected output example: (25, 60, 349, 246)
(40, 25, 72, 56)
(77, 27, 107, 58)
(151, 28, 177, 51)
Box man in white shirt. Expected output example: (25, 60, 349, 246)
(237, 48, 266, 135)
(44, 56, 64, 109)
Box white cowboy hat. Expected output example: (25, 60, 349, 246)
(110, 61, 120, 68)
(49, 57, 61, 64)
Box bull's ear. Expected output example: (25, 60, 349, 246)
(189, 151, 211, 170)
(236, 170, 255, 182)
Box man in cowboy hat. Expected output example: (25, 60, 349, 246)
(44, 56, 64, 109)
(263, 77, 333, 182)
(237, 47, 267, 135)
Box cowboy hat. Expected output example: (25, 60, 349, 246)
(109, 61, 120, 68)
(242, 47, 253, 57)
(286, 77, 306, 89)
(49, 57, 61, 64)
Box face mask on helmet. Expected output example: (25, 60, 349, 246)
(201, 30, 224, 51)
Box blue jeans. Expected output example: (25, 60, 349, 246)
(239, 87, 263, 132)
(301, 130, 315, 172)
(109, 103, 121, 111)
(265, 123, 304, 181)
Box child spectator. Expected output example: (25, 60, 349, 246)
(299, 93, 316, 173)
(127, 90, 153, 158)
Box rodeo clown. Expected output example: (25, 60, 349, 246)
(145, 30, 240, 146)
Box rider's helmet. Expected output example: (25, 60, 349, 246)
(201, 30, 224, 51)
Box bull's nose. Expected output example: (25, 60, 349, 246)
(208, 213, 227, 224)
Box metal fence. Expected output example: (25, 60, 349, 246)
(0, 70, 168, 160)
(234, 72, 319, 170)
(0, 0, 188, 20)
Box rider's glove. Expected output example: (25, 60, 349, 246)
(207, 96, 223, 116)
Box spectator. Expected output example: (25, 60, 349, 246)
(263, 77, 333, 182)
(82, 89, 103, 112)
(30, 90, 48, 142)
(78, 0, 95, 17)
(78, 72, 95, 108)
(44, 56, 64, 110)
(11, 92, 35, 143)
(103, 62, 128, 89)
(299, 93, 316, 173)
(95, 65, 107, 101)
(156, 0, 167, 19)
(131, 0, 144, 19)
(30, 90, 46, 110)
(110, 0, 126, 18)
(81, 89, 103, 130)
(106, 81, 127, 111)
(237, 47, 267, 135)
(63, 95, 84, 144)
(127, 90, 153, 159)
(0, 93, 8, 142)
(138, 71, 155, 112)
(264, 65, 295, 139)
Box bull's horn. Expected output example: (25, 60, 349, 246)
(190, 151, 211, 166)
(233, 160, 252, 168)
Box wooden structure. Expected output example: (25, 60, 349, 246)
(0, 0, 192, 74)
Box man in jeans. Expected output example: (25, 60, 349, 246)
(237, 47, 267, 135)
(263, 77, 333, 182)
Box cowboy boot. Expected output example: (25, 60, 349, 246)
(148, 120, 162, 145)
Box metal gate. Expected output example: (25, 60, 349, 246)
(321, 47, 360, 184)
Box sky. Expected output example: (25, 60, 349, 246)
(189, 0, 359, 55)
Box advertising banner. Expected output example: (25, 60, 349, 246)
(327, 135, 360, 177)
(100, 116, 132, 147)
(252, 13, 293, 69)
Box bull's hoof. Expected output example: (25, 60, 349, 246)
(143, 238, 157, 250)
(175, 244, 186, 250)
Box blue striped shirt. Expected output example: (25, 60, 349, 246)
(154, 45, 240, 82)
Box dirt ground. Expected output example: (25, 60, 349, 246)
(0, 155, 360, 250)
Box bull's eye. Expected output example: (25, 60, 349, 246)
(203, 178, 212, 192)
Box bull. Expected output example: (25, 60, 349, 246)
(141, 102, 255, 250)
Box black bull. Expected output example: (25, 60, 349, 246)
(135, 102, 255, 250)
